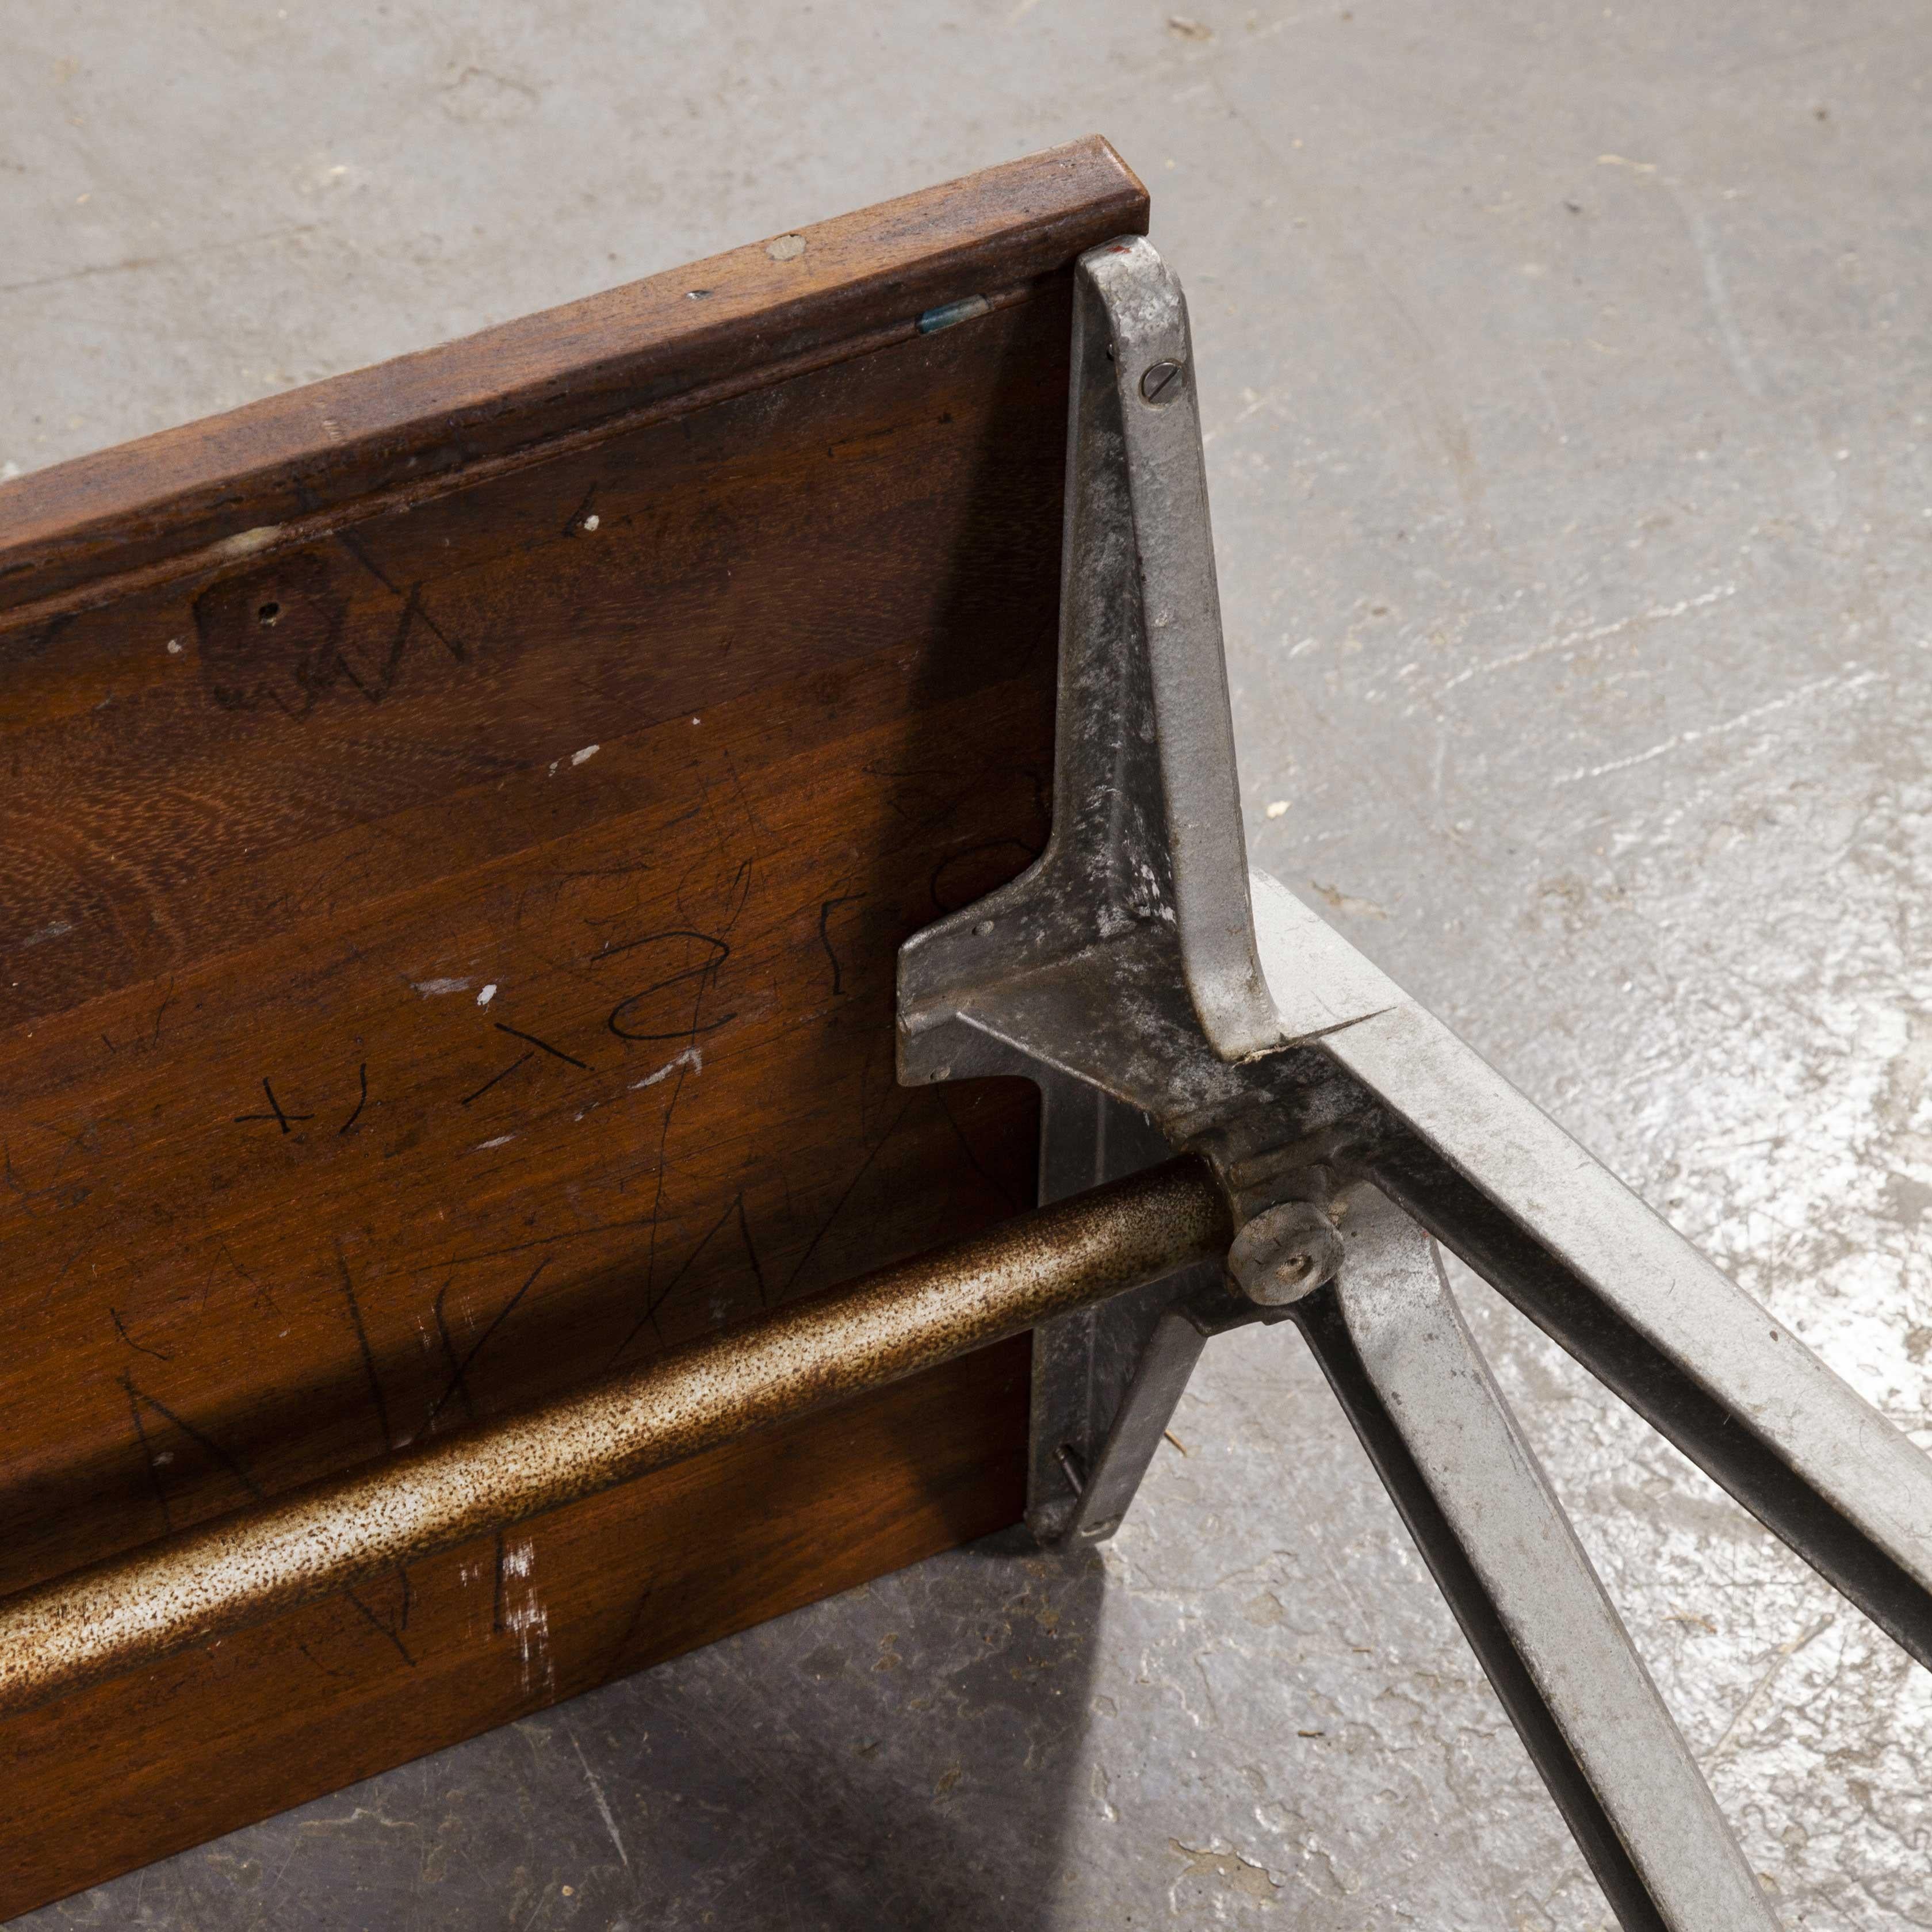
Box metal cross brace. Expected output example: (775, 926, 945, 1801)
(897, 235, 1932, 1931)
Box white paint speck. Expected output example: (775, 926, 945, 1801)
(166, 638, 183, 655)
(581, 512, 600, 531)
(571, 743, 599, 767)
(767, 232, 806, 262)
(476, 1134, 515, 1151)
(630, 1045, 703, 1090)
(412, 977, 471, 996)
(477, 983, 498, 1007)
(1265, 800, 1289, 819)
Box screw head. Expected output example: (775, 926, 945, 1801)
(1140, 359, 1184, 405)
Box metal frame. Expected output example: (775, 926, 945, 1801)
(898, 234, 1932, 1929)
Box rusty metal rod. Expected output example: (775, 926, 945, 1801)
(0, 1156, 1227, 1715)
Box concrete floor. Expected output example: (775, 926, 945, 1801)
(6, 2, 1931, 1925)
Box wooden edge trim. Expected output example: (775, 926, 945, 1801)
(0, 136, 1147, 621)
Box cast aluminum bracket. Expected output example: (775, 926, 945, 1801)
(897, 235, 1932, 1931)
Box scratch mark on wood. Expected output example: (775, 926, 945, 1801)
(123, 1373, 175, 1531)
(339, 1062, 369, 1134)
(99, 978, 177, 1056)
(110, 1306, 171, 1363)
(423, 1258, 551, 1430)
(934, 1086, 1023, 1212)
(296, 1640, 347, 1681)
(431, 1281, 479, 1428)
(233, 1077, 314, 1134)
(334, 1241, 395, 1451)
(603, 930, 737, 1043)
(818, 893, 866, 996)
(609, 1192, 744, 1364)
(721, 751, 775, 841)
(41, 1231, 101, 1310)
(630, 1049, 692, 1326)
(400, 580, 466, 665)
(207, 1239, 279, 1317)
(562, 481, 599, 538)
(600, 1581, 655, 1683)
(345, 1585, 416, 1667)
(31, 1118, 98, 1160)
(783, 1095, 917, 1296)
(493, 1020, 591, 1070)
(125, 1376, 267, 1501)
(335, 523, 401, 598)
(461, 1050, 533, 1107)
(435, 1207, 662, 1271)
(2, 1134, 92, 1221)
(737, 1195, 768, 1307)
(721, 854, 754, 933)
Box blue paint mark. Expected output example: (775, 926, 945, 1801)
(916, 294, 993, 335)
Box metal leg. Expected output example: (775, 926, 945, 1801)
(1294, 1188, 1777, 1932)
(1318, 983, 1932, 1669)
(1064, 1303, 1207, 1541)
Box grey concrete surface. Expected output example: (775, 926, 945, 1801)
(5, 1, 1930, 1925)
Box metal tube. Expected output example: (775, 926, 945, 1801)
(0, 1156, 1227, 1716)
(1302, 1188, 1777, 1932)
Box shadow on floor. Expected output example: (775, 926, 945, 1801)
(18, 1528, 1109, 1932)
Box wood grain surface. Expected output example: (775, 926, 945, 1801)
(0, 137, 1146, 1913)
(0, 137, 1146, 619)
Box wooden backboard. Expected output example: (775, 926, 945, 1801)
(0, 137, 1146, 1912)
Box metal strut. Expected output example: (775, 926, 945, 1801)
(0, 1160, 1228, 1716)
(897, 233, 1932, 1930)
